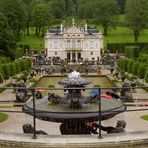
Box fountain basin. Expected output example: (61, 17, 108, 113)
(23, 71, 126, 134)
(23, 96, 126, 122)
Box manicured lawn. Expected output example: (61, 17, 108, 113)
(104, 28, 148, 44)
(18, 34, 44, 51)
(95, 25, 148, 47)
(141, 115, 148, 121)
(0, 112, 8, 122)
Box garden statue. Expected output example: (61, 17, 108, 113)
(15, 81, 28, 102)
(90, 120, 126, 134)
(120, 83, 133, 102)
(36, 91, 43, 99)
(101, 52, 116, 65)
(130, 82, 136, 92)
(110, 68, 114, 74)
(121, 76, 125, 82)
(114, 71, 119, 78)
(23, 124, 48, 135)
(30, 70, 35, 78)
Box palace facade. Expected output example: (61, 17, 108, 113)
(45, 19, 103, 63)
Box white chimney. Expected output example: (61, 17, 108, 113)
(60, 24, 63, 33)
(84, 24, 87, 33)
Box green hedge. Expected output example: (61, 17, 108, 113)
(140, 46, 148, 54)
(126, 43, 148, 51)
(107, 42, 148, 55)
(18, 44, 30, 55)
(0, 58, 32, 81)
(125, 46, 139, 59)
(15, 48, 24, 59)
(0, 56, 10, 64)
(117, 57, 148, 81)
(1, 64, 10, 80)
(145, 70, 148, 83)
(107, 43, 125, 53)
(138, 54, 148, 63)
(127, 59, 134, 73)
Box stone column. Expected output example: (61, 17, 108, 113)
(75, 51, 77, 63)
(70, 51, 72, 62)
(69, 52, 71, 62)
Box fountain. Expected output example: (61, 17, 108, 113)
(22, 71, 126, 134)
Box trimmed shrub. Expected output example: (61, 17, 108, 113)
(15, 48, 24, 59)
(138, 64, 146, 79)
(14, 61, 21, 74)
(0, 56, 9, 64)
(145, 68, 148, 83)
(127, 59, 134, 73)
(140, 46, 148, 54)
(125, 46, 139, 59)
(93, 84, 101, 88)
(48, 85, 55, 88)
(138, 54, 148, 63)
(132, 62, 139, 76)
(23, 44, 30, 50)
(126, 42, 148, 51)
(1, 64, 10, 80)
(9, 63, 16, 77)
(107, 43, 125, 53)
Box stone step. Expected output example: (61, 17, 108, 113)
(125, 102, 148, 107)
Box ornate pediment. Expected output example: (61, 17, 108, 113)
(66, 18, 82, 34)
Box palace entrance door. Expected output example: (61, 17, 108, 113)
(72, 52, 76, 62)
(66, 51, 81, 63)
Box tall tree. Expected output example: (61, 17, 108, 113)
(125, 0, 148, 42)
(22, 0, 32, 35)
(78, 1, 94, 19)
(93, 0, 118, 35)
(0, 13, 16, 60)
(117, 0, 126, 14)
(64, 0, 78, 16)
(0, 0, 27, 40)
(49, 0, 65, 19)
(32, 4, 51, 37)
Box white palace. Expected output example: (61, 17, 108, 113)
(45, 19, 103, 63)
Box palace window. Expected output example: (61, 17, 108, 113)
(90, 51, 93, 55)
(50, 44, 52, 48)
(54, 41, 58, 49)
(55, 52, 57, 55)
(90, 41, 94, 49)
(67, 40, 71, 48)
(77, 40, 81, 48)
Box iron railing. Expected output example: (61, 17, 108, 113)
(0, 86, 147, 139)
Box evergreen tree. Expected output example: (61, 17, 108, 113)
(0, 0, 27, 40)
(0, 13, 16, 59)
(93, 0, 118, 35)
(32, 3, 51, 37)
(125, 0, 148, 42)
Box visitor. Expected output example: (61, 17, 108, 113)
(36, 91, 43, 99)
(64, 89, 68, 96)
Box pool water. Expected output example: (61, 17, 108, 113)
(34, 76, 113, 96)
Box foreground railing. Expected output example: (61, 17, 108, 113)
(0, 86, 147, 139)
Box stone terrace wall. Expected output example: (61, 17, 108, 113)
(0, 131, 148, 148)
